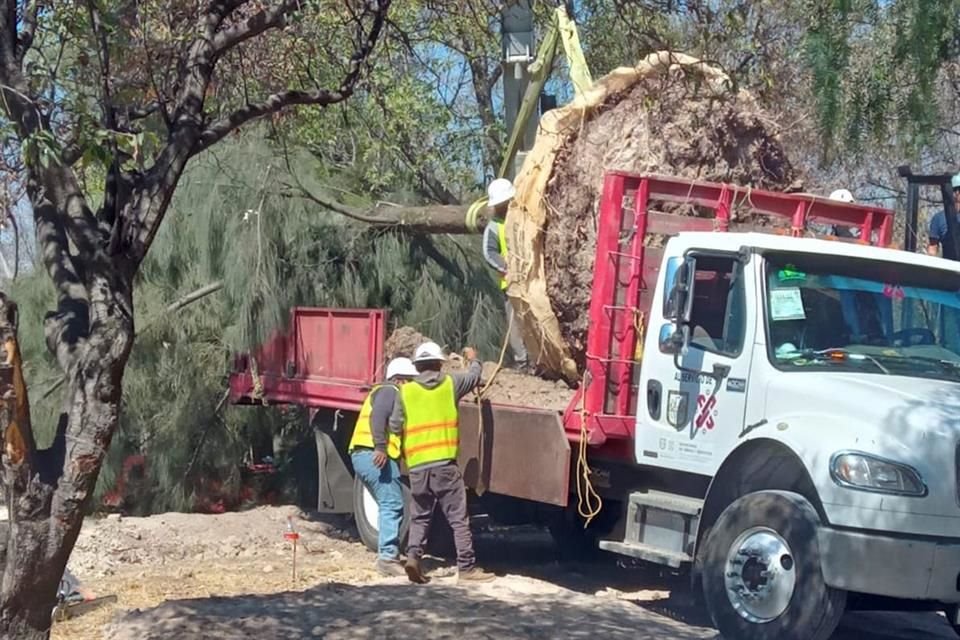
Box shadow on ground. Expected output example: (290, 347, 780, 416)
(103, 522, 959, 640)
(104, 579, 715, 640)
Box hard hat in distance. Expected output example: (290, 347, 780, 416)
(951, 173, 960, 190)
(385, 357, 418, 380)
(413, 341, 446, 363)
(487, 178, 516, 207)
(829, 189, 855, 203)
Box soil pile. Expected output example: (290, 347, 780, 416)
(383, 327, 574, 411)
(383, 326, 426, 361)
(507, 52, 798, 379)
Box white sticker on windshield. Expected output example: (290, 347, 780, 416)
(770, 287, 806, 321)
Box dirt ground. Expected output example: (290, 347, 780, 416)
(54, 506, 959, 640)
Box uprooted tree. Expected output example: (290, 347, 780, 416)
(0, 1, 391, 636)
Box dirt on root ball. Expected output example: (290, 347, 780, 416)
(542, 75, 796, 369)
(385, 328, 574, 411)
(475, 363, 575, 412)
(384, 326, 427, 361)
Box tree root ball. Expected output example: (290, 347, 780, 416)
(512, 54, 798, 375)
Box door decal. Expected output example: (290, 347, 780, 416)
(667, 391, 689, 429)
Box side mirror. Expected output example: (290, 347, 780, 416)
(667, 256, 696, 355)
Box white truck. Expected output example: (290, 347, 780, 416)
(231, 172, 960, 640)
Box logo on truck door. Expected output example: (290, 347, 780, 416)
(695, 394, 717, 430)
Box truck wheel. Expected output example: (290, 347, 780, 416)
(943, 606, 960, 637)
(352, 473, 410, 553)
(701, 491, 846, 640)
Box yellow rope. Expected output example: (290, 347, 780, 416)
(575, 375, 602, 527)
(472, 298, 515, 496)
(250, 357, 268, 407)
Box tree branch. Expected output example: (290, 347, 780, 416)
(212, 0, 302, 56)
(16, 1, 40, 60)
(284, 180, 478, 234)
(193, 0, 392, 154)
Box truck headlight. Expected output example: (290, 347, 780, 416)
(830, 452, 927, 497)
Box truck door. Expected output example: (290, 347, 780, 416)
(636, 250, 757, 475)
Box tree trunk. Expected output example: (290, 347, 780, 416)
(0, 253, 133, 639)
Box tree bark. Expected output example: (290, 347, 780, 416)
(292, 185, 483, 234)
(0, 1, 392, 635)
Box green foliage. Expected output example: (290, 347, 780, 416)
(804, 0, 960, 157)
(13, 134, 504, 513)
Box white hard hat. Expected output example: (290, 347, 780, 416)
(829, 188, 855, 203)
(952, 173, 960, 190)
(487, 178, 516, 208)
(385, 357, 418, 380)
(412, 341, 446, 363)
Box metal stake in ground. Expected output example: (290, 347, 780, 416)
(284, 517, 300, 586)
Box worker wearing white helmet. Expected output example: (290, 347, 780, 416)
(348, 356, 418, 576)
(482, 178, 529, 370)
(390, 341, 494, 584)
(827, 188, 861, 239)
(928, 173, 960, 256)
(829, 188, 855, 203)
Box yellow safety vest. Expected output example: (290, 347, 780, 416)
(348, 384, 402, 459)
(400, 376, 459, 469)
(494, 220, 508, 291)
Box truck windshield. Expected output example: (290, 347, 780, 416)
(764, 251, 960, 383)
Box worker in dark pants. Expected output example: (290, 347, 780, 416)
(390, 341, 495, 584)
(349, 357, 418, 576)
(483, 178, 529, 371)
(927, 173, 960, 256)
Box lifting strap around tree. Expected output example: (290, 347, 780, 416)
(465, 6, 592, 231)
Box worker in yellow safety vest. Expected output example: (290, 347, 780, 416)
(389, 341, 495, 584)
(483, 178, 529, 371)
(348, 357, 418, 576)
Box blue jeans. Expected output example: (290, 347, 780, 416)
(351, 450, 404, 561)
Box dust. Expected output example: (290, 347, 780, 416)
(542, 72, 795, 369)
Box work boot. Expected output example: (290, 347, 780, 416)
(376, 558, 406, 577)
(458, 567, 495, 583)
(404, 557, 430, 584)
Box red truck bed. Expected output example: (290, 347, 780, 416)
(562, 172, 894, 460)
(229, 308, 388, 411)
(228, 173, 895, 505)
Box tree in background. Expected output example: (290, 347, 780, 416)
(0, 1, 393, 635)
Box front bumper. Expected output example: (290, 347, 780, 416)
(819, 527, 960, 602)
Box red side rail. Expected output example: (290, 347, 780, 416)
(563, 172, 895, 460)
(229, 307, 387, 411)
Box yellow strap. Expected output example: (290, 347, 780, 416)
(556, 6, 592, 99)
(466, 197, 487, 233)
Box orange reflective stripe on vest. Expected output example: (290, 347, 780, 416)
(348, 384, 402, 459)
(400, 376, 459, 469)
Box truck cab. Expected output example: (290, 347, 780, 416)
(230, 172, 960, 640)
(627, 230, 960, 640)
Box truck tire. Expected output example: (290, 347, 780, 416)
(943, 606, 960, 637)
(701, 491, 846, 640)
(352, 473, 411, 553)
(547, 508, 609, 561)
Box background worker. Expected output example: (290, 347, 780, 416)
(483, 178, 529, 371)
(391, 341, 495, 584)
(348, 357, 418, 576)
(927, 173, 960, 256)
